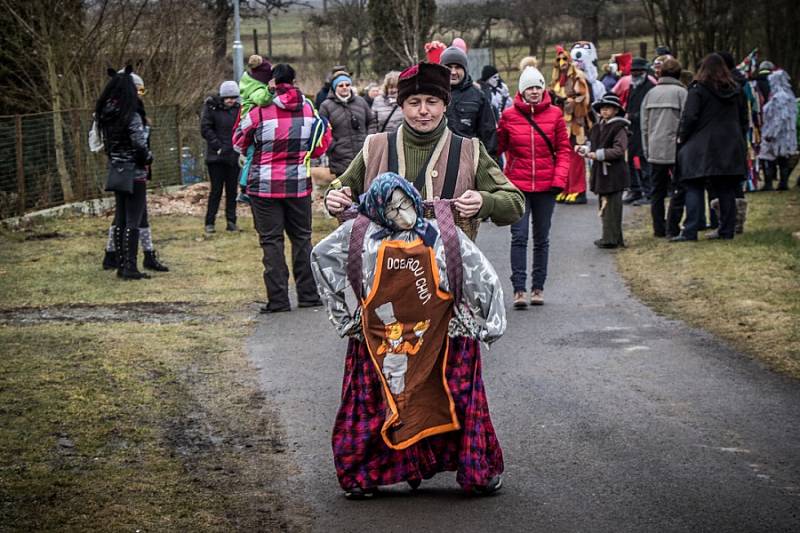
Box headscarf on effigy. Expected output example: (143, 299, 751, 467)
(358, 172, 438, 247)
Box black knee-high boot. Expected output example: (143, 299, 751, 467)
(120, 228, 149, 280)
(113, 225, 124, 277)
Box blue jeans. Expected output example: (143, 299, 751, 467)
(682, 178, 706, 240)
(510, 191, 556, 292)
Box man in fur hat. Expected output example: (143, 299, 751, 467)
(325, 61, 523, 236)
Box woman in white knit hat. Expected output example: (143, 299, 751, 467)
(497, 57, 571, 308)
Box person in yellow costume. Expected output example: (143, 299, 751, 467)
(549, 45, 593, 204)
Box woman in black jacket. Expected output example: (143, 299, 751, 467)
(201, 81, 241, 233)
(96, 66, 152, 279)
(672, 53, 748, 241)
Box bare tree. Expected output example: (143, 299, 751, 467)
(369, 0, 436, 69)
(436, 1, 506, 49)
(309, 0, 370, 76)
(506, 0, 553, 56)
(206, 0, 234, 64)
(0, 0, 114, 202)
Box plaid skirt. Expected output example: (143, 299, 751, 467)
(332, 336, 504, 492)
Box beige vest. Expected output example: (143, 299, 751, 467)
(361, 126, 480, 200)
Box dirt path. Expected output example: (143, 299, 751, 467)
(247, 197, 800, 533)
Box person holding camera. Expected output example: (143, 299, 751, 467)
(319, 70, 376, 176)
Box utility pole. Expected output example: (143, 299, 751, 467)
(233, 0, 243, 81)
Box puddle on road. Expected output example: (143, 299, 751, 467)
(548, 326, 667, 349)
(0, 302, 204, 325)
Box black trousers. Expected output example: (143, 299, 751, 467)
(763, 157, 791, 189)
(649, 163, 673, 236)
(628, 154, 651, 196)
(711, 176, 739, 239)
(667, 180, 686, 237)
(113, 198, 149, 227)
(114, 181, 147, 230)
(205, 161, 239, 226)
(683, 176, 738, 239)
(250, 195, 320, 310)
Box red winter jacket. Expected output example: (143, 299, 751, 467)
(497, 91, 571, 193)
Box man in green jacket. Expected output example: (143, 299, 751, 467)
(325, 62, 523, 230)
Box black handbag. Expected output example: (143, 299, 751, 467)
(105, 161, 136, 194)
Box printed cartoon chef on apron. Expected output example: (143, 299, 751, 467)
(375, 302, 430, 395)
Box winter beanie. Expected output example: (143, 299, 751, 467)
(519, 67, 546, 92)
(452, 38, 468, 53)
(481, 65, 499, 82)
(518, 57, 544, 92)
(440, 46, 469, 71)
(248, 55, 273, 84)
(219, 80, 240, 98)
(397, 62, 451, 106)
(331, 72, 352, 89)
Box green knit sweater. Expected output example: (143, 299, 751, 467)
(334, 119, 524, 225)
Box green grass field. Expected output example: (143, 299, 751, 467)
(0, 212, 335, 530)
(618, 188, 800, 378)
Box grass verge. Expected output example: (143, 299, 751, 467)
(0, 211, 336, 530)
(617, 188, 800, 378)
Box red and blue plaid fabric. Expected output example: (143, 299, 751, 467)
(332, 336, 504, 492)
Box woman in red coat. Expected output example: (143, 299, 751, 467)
(497, 57, 571, 308)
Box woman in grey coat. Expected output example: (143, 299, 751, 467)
(371, 71, 403, 134)
(319, 71, 376, 175)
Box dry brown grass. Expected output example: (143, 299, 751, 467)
(617, 188, 800, 378)
(0, 212, 335, 530)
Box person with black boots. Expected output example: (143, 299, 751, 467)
(672, 53, 747, 242)
(95, 66, 153, 279)
(641, 58, 687, 237)
(202, 81, 241, 234)
(101, 71, 169, 272)
(622, 58, 655, 205)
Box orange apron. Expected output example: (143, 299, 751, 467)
(360, 238, 460, 450)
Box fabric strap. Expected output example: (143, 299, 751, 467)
(441, 135, 463, 200)
(516, 107, 556, 163)
(387, 132, 399, 173)
(379, 105, 399, 133)
(434, 201, 463, 306)
(347, 214, 372, 300)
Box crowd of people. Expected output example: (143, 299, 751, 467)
(92, 37, 797, 501)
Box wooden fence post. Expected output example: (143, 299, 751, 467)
(15, 115, 25, 214)
(175, 105, 182, 186)
(71, 110, 86, 200)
